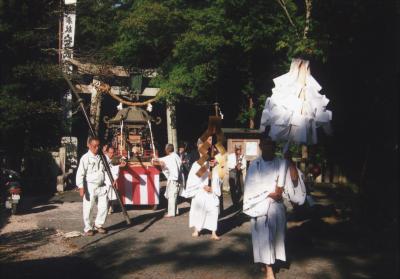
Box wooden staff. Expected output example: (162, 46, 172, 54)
(147, 120, 156, 159)
(120, 119, 124, 156)
(207, 135, 218, 187)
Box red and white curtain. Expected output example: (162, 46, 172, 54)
(117, 167, 160, 205)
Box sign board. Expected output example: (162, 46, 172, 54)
(245, 141, 259, 156)
(62, 12, 76, 73)
(227, 138, 260, 161)
(61, 136, 78, 169)
(61, 4, 77, 132)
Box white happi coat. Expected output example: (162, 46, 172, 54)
(187, 162, 221, 232)
(243, 156, 287, 265)
(76, 150, 107, 232)
(159, 152, 182, 216)
(158, 152, 182, 197)
(76, 151, 105, 189)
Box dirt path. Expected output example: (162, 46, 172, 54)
(0, 199, 80, 263)
(0, 185, 396, 279)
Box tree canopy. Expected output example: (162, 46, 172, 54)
(75, 0, 328, 113)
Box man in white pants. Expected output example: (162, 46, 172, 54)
(76, 136, 108, 236)
(243, 134, 298, 279)
(152, 144, 182, 217)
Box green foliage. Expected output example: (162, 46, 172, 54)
(75, 0, 131, 63)
(237, 107, 256, 125)
(0, 0, 65, 154)
(111, 0, 186, 67)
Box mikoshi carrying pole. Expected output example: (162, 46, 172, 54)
(63, 74, 131, 225)
(120, 119, 124, 157)
(147, 120, 156, 158)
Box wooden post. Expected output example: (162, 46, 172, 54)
(89, 78, 102, 135)
(56, 147, 66, 192)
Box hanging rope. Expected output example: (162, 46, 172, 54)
(92, 81, 158, 106)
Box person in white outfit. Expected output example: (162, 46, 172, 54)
(103, 144, 126, 214)
(76, 136, 108, 236)
(185, 137, 222, 241)
(243, 134, 299, 279)
(152, 144, 182, 217)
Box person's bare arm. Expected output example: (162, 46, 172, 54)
(151, 158, 165, 171)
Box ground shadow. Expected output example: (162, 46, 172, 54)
(1, 211, 397, 279)
(106, 209, 167, 232)
(218, 211, 249, 236)
(0, 228, 56, 262)
(0, 256, 104, 279)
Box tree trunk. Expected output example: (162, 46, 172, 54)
(166, 105, 178, 149)
(249, 97, 254, 129)
(89, 79, 102, 136)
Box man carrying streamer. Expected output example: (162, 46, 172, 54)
(243, 132, 299, 279)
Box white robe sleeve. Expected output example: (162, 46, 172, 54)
(158, 155, 168, 170)
(243, 159, 274, 217)
(277, 159, 287, 188)
(243, 161, 257, 195)
(112, 165, 120, 180)
(211, 168, 221, 197)
(227, 154, 235, 170)
(105, 164, 120, 186)
(283, 166, 306, 205)
(184, 162, 208, 198)
(75, 155, 87, 188)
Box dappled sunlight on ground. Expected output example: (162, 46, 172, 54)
(0, 185, 397, 279)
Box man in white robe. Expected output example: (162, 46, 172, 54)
(153, 143, 182, 217)
(243, 135, 298, 279)
(186, 159, 221, 240)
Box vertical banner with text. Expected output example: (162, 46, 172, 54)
(61, 1, 76, 133)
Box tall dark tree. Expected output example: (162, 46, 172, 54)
(0, 0, 66, 170)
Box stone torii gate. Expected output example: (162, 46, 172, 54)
(68, 58, 178, 149)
